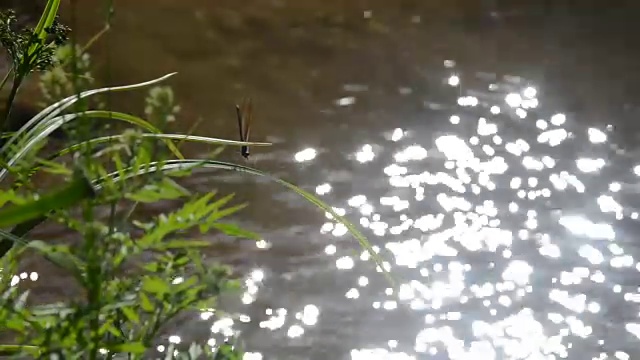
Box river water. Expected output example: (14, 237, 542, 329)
(8, 1, 640, 359)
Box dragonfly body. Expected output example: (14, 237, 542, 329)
(236, 98, 253, 159)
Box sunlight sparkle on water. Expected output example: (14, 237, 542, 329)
(550, 113, 567, 126)
(149, 63, 640, 360)
(457, 96, 478, 107)
(523, 86, 537, 98)
(335, 96, 356, 106)
(294, 147, 317, 162)
(395, 145, 428, 162)
(588, 127, 607, 144)
(315, 183, 332, 195)
(505, 93, 522, 108)
(356, 144, 375, 163)
(391, 128, 405, 141)
(448, 75, 460, 86)
(576, 158, 606, 173)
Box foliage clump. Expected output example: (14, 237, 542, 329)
(0, 1, 382, 359)
(0, 9, 69, 73)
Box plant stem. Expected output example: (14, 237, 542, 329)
(81, 24, 109, 54)
(0, 66, 13, 94)
(2, 75, 22, 133)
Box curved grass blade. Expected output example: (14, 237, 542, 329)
(12, 110, 183, 162)
(15, 133, 270, 188)
(0, 174, 94, 229)
(0, 216, 47, 259)
(0, 110, 187, 182)
(0, 344, 40, 357)
(1, 73, 177, 154)
(39, 110, 187, 157)
(0, 172, 95, 258)
(97, 159, 393, 285)
(55, 133, 272, 159)
(0, 229, 85, 279)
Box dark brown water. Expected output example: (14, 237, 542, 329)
(7, 1, 640, 359)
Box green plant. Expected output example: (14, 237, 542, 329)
(0, 162, 247, 359)
(0, 0, 69, 133)
(0, 0, 388, 358)
(0, 81, 254, 359)
(38, 43, 104, 110)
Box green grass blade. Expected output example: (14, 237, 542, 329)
(0, 171, 96, 259)
(0, 111, 207, 183)
(1, 73, 177, 154)
(0, 172, 95, 229)
(8, 133, 272, 187)
(29, 0, 61, 56)
(0, 344, 40, 357)
(0, 216, 46, 259)
(97, 159, 393, 285)
(36, 110, 187, 158)
(56, 133, 272, 158)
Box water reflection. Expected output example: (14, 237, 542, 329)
(191, 59, 640, 359)
(11, 57, 640, 359)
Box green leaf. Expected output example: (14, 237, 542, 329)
(35, 158, 73, 176)
(99, 320, 123, 338)
(126, 177, 190, 203)
(24, 240, 85, 277)
(173, 276, 200, 294)
(0, 190, 26, 207)
(213, 340, 243, 360)
(4, 317, 26, 332)
(224, 279, 242, 292)
(142, 262, 159, 273)
(121, 306, 140, 324)
(205, 204, 246, 224)
(142, 276, 170, 294)
(139, 292, 154, 312)
(108, 342, 146, 354)
(208, 193, 236, 211)
(211, 223, 260, 240)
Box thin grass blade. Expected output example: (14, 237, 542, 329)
(0, 216, 47, 259)
(1, 73, 177, 154)
(29, 0, 61, 56)
(0, 344, 40, 357)
(0, 110, 196, 183)
(0, 172, 94, 229)
(56, 133, 271, 159)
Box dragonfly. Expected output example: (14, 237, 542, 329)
(235, 97, 253, 159)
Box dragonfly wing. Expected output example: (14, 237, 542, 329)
(242, 97, 252, 141)
(236, 104, 244, 140)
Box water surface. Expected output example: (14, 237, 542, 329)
(9, 1, 640, 359)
